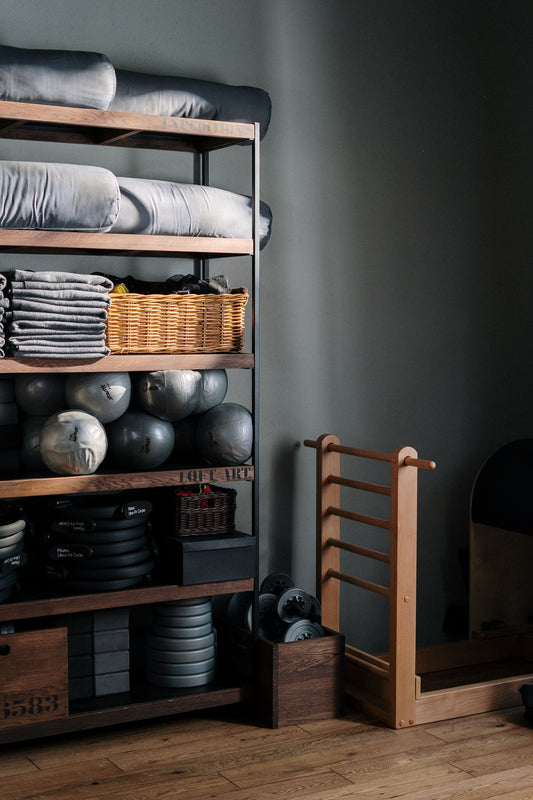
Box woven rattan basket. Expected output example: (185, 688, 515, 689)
(174, 485, 237, 536)
(105, 289, 248, 354)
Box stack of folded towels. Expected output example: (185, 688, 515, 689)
(2, 269, 113, 358)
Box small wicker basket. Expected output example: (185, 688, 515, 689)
(174, 485, 237, 536)
(105, 289, 248, 354)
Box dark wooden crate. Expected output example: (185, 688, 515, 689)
(258, 628, 344, 728)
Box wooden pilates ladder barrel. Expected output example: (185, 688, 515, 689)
(304, 434, 436, 728)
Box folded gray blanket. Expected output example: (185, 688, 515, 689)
(7, 270, 114, 290)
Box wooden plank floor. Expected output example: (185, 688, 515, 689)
(2, 704, 533, 800)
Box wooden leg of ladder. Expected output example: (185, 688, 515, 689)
(316, 434, 341, 632)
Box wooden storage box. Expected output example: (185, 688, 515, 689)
(258, 628, 344, 728)
(0, 627, 68, 731)
(106, 289, 248, 354)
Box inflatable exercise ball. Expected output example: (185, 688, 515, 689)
(20, 415, 47, 471)
(40, 409, 107, 475)
(195, 403, 253, 466)
(65, 371, 131, 423)
(134, 370, 201, 422)
(14, 374, 66, 416)
(106, 409, 175, 469)
(172, 416, 198, 464)
(196, 370, 228, 413)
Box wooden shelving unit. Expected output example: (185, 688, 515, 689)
(0, 100, 261, 742)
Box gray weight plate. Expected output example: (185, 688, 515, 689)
(145, 644, 215, 664)
(260, 572, 295, 596)
(245, 592, 280, 637)
(51, 523, 147, 545)
(146, 656, 216, 676)
(0, 569, 18, 590)
(146, 668, 216, 688)
(155, 600, 211, 617)
(151, 622, 213, 639)
(152, 610, 212, 629)
(226, 591, 253, 627)
(277, 587, 312, 623)
(67, 557, 154, 581)
(283, 620, 324, 642)
(0, 518, 26, 538)
(0, 529, 25, 550)
(147, 630, 216, 652)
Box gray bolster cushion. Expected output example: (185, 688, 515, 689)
(110, 69, 271, 139)
(0, 44, 116, 110)
(0, 161, 120, 232)
(111, 177, 272, 249)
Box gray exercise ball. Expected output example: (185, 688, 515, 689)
(172, 416, 198, 464)
(106, 409, 175, 469)
(195, 403, 253, 466)
(195, 370, 228, 414)
(40, 409, 107, 475)
(133, 370, 201, 422)
(65, 371, 131, 423)
(20, 415, 47, 471)
(14, 374, 66, 416)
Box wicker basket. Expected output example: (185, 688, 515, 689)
(174, 485, 237, 536)
(105, 289, 248, 354)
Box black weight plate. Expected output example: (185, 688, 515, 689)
(51, 523, 147, 545)
(146, 668, 216, 688)
(283, 620, 324, 642)
(226, 591, 253, 627)
(145, 644, 215, 664)
(0, 569, 18, 590)
(308, 595, 322, 622)
(51, 512, 150, 533)
(245, 592, 278, 635)
(0, 539, 24, 561)
(48, 534, 148, 561)
(62, 547, 153, 570)
(67, 557, 154, 580)
(0, 529, 25, 549)
(277, 587, 312, 623)
(260, 572, 295, 596)
(64, 575, 146, 592)
(146, 656, 216, 676)
(49, 497, 152, 520)
(151, 622, 213, 639)
(0, 553, 26, 576)
(155, 599, 211, 617)
(0, 518, 25, 538)
(0, 585, 14, 602)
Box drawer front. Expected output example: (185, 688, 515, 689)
(0, 628, 68, 730)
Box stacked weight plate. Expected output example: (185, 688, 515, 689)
(45, 496, 154, 592)
(146, 598, 217, 688)
(0, 503, 27, 602)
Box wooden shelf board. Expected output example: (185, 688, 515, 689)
(0, 229, 253, 257)
(0, 353, 254, 373)
(0, 578, 254, 622)
(0, 683, 252, 744)
(0, 464, 254, 499)
(0, 100, 254, 152)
